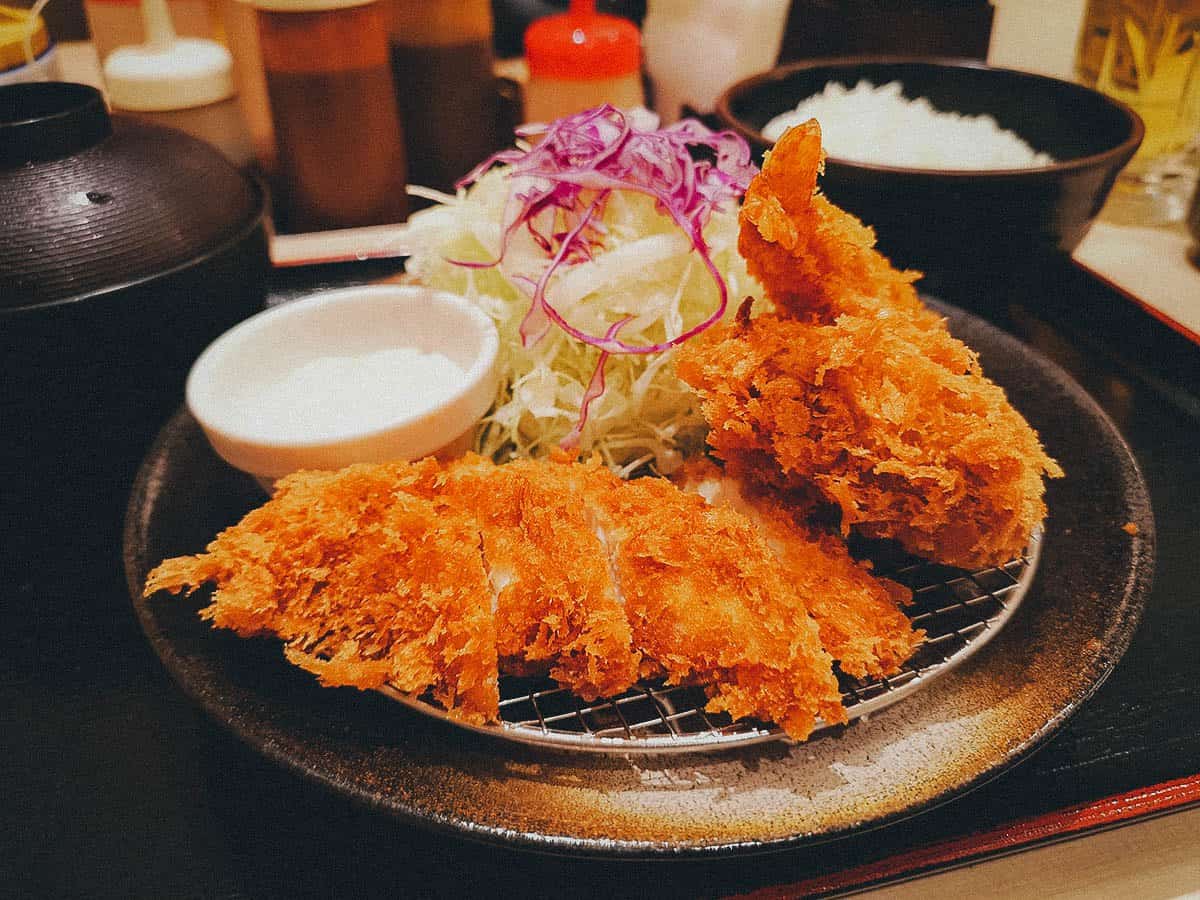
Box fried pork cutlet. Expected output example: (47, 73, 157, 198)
(675, 460, 921, 681)
(143, 460, 501, 724)
(676, 121, 1063, 570)
(441, 456, 640, 701)
(577, 463, 845, 739)
(144, 454, 847, 739)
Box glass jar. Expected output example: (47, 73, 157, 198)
(1075, 0, 1200, 223)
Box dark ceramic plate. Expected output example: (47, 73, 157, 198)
(123, 302, 1154, 857)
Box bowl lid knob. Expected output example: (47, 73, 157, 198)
(0, 81, 112, 167)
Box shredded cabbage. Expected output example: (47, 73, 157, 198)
(404, 106, 759, 475)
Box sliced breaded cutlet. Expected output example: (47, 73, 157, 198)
(143, 460, 500, 724)
(577, 463, 846, 741)
(440, 455, 641, 701)
(675, 460, 922, 681)
(145, 455, 848, 739)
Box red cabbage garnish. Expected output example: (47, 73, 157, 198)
(560, 315, 632, 451)
(450, 105, 757, 448)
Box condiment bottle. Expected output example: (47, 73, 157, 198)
(85, 0, 220, 64)
(216, 0, 276, 174)
(523, 0, 644, 124)
(387, 0, 502, 194)
(0, 5, 60, 86)
(248, 0, 408, 231)
(104, 0, 254, 167)
(642, 0, 788, 123)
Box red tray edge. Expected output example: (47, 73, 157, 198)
(733, 773, 1200, 899)
(1073, 257, 1200, 347)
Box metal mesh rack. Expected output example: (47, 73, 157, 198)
(379, 531, 1041, 752)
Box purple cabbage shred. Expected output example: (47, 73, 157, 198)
(451, 105, 757, 448)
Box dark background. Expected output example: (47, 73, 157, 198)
(40, 0, 993, 62)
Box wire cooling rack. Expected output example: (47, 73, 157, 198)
(378, 531, 1041, 753)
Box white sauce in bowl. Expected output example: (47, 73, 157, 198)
(229, 347, 467, 441)
(186, 285, 500, 482)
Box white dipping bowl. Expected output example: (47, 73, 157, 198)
(186, 285, 499, 484)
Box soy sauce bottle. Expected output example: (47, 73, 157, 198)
(251, 0, 408, 231)
(387, 0, 503, 195)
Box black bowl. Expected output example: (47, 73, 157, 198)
(716, 57, 1143, 280)
(0, 82, 269, 509)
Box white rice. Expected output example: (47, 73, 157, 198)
(762, 80, 1055, 169)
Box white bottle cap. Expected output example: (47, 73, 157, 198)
(104, 0, 235, 111)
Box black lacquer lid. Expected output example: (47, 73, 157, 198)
(0, 82, 262, 312)
(0, 81, 112, 166)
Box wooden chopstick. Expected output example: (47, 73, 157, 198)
(269, 223, 413, 268)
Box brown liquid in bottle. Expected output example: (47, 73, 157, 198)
(388, 37, 503, 195)
(258, 3, 408, 231)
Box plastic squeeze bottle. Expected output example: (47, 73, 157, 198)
(217, 0, 277, 174)
(522, 0, 643, 124)
(104, 0, 254, 166)
(85, 0, 220, 65)
(642, 0, 789, 124)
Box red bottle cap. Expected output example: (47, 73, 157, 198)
(525, 0, 640, 80)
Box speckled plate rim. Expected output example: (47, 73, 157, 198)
(124, 301, 1155, 859)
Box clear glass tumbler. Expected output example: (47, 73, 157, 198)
(1076, 0, 1200, 223)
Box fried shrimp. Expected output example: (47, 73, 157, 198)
(737, 119, 940, 328)
(677, 121, 1063, 569)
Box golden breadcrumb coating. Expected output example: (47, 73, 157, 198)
(577, 463, 845, 740)
(738, 119, 941, 328)
(442, 456, 641, 701)
(145, 454, 847, 739)
(675, 460, 922, 680)
(676, 121, 1063, 569)
(677, 309, 1062, 569)
(143, 460, 500, 724)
